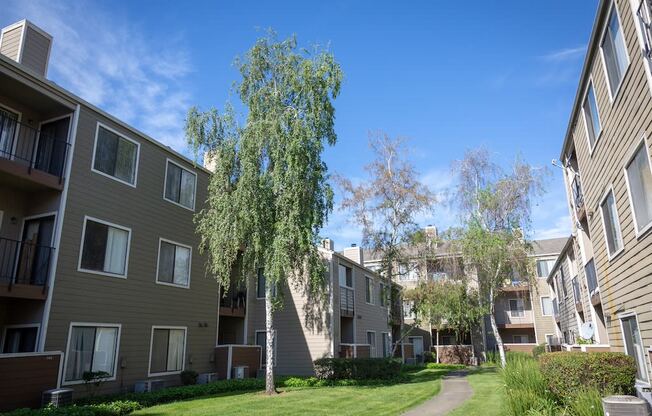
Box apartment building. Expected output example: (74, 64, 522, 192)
(0, 20, 222, 408)
(557, 0, 652, 399)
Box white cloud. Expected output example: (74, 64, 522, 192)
(535, 45, 585, 87)
(3, 0, 193, 152)
(531, 175, 572, 240)
(540, 46, 585, 63)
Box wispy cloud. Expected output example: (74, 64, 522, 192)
(535, 45, 586, 87)
(540, 46, 585, 63)
(3, 0, 193, 152)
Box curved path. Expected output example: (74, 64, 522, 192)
(402, 370, 473, 416)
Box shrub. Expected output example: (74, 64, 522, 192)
(539, 352, 636, 402)
(425, 363, 466, 370)
(180, 370, 198, 386)
(566, 388, 604, 416)
(2, 401, 141, 416)
(485, 350, 500, 365)
(502, 353, 557, 416)
(313, 358, 402, 380)
(423, 351, 437, 363)
(532, 343, 546, 359)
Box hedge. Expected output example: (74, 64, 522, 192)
(539, 352, 636, 402)
(1, 401, 141, 416)
(313, 358, 402, 380)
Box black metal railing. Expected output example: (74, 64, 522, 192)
(0, 237, 53, 288)
(220, 282, 247, 311)
(585, 259, 599, 294)
(571, 175, 584, 213)
(0, 112, 71, 180)
(340, 286, 354, 317)
(572, 277, 581, 303)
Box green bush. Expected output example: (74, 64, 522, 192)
(566, 388, 604, 416)
(423, 351, 436, 363)
(179, 370, 198, 386)
(425, 363, 466, 370)
(502, 353, 557, 416)
(539, 352, 636, 402)
(313, 358, 402, 380)
(2, 401, 141, 416)
(532, 343, 546, 359)
(485, 350, 500, 364)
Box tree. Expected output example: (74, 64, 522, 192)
(337, 132, 436, 350)
(450, 148, 545, 367)
(186, 33, 343, 394)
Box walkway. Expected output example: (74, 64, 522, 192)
(402, 370, 473, 416)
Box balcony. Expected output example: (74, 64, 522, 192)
(0, 238, 53, 300)
(584, 259, 600, 304)
(219, 282, 246, 317)
(340, 286, 354, 317)
(572, 277, 582, 312)
(501, 280, 529, 292)
(571, 175, 586, 221)
(496, 309, 535, 329)
(0, 113, 71, 190)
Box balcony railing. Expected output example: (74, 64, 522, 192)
(0, 238, 53, 288)
(0, 112, 71, 180)
(496, 309, 534, 325)
(572, 277, 581, 303)
(340, 286, 354, 317)
(220, 282, 247, 311)
(585, 259, 599, 295)
(571, 175, 585, 218)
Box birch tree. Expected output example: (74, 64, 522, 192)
(451, 148, 545, 367)
(186, 33, 342, 394)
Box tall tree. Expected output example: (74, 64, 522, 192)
(186, 33, 342, 394)
(451, 148, 545, 367)
(337, 132, 436, 349)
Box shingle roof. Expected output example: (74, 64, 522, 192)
(531, 237, 569, 256)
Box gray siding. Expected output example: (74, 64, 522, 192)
(21, 26, 50, 76)
(0, 25, 22, 62)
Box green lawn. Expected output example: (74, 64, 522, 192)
(134, 369, 447, 416)
(448, 366, 504, 416)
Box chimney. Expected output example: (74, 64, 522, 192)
(342, 244, 364, 265)
(321, 239, 334, 251)
(0, 20, 53, 77)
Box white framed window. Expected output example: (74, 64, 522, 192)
(156, 238, 191, 288)
(619, 312, 649, 382)
(63, 323, 121, 384)
(632, 0, 652, 92)
(600, 2, 630, 99)
(536, 259, 556, 278)
(509, 298, 525, 318)
(540, 296, 553, 316)
(513, 334, 529, 344)
(624, 138, 652, 236)
(366, 331, 376, 357)
(148, 326, 187, 376)
(255, 330, 277, 368)
(338, 264, 353, 288)
(365, 276, 374, 304)
(599, 188, 624, 258)
(582, 81, 602, 151)
(78, 216, 131, 278)
(1, 324, 39, 353)
(164, 159, 197, 211)
(545, 333, 555, 346)
(91, 123, 139, 187)
(379, 283, 389, 307)
(0, 104, 21, 160)
(381, 332, 391, 358)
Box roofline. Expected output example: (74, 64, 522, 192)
(559, 0, 609, 160)
(547, 235, 574, 282)
(0, 53, 212, 176)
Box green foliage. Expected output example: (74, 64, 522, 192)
(485, 350, 500, 365)
(2, 401, 141, 416)
(313, 358, 402, 380)
(577, 337, 593, 345)
(425, 363, 466, 370)
(532, 343, 546, 358)
(423, 351, 437, 363)
(566, 388, 604, 416)
(539, 352, 635, 402)
(180, 370, 198, 386)
(501, 354, 557, 416)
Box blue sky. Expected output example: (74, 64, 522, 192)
(3, 1, 598, 249)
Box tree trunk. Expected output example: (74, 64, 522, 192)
(265, 283, 276, 395)
(489, 297, 506, 368)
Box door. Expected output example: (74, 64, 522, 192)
(621, 315, 649, 382)
(16, 216, 55, 285)
(2, 326, 38, 353)
(35, 117, 70, 177)
(409, 336, 424, 358)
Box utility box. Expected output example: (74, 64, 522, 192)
(602, 395, 650, 416)
(42, 388, 73, 408)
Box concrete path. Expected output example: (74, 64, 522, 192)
(402, 370, 473, 416)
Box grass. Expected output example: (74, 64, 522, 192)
(133, 368, 448, 416)
(447, 366, 505, 416)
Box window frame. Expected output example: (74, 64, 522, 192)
(0, 102, 23, 160)
(77, 216, 132, 279)
(62, 322, 122, 386)
(623, 135, 652, 238)
(618, 311, 650, 383)
(163, 158, 197, 212)
(630, 0, 652, 95)
(91, 122, 140, 188)
(255, 329, 277, 368)
(366, 330, 377, 357)
(512, 334, 529, 344)
(365, 275, 375, 305)
(599, 186, 625, 260)
(581, 79, 603, 154)
(599, 1, 631, 102)
(540, 296, 553, 317)
(1, 323, 40, 353)
(147, 325, 187, 377)
(508, 298, 525, 318)
(155, 238, 192, 289)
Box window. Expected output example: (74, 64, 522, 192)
(79, 217, 130, 277)
(583, 82, 602, 149)
(92, 124, 139, 186)
(2, 325, 38, 353)
(149, 327, 186, 375)
(621, 314, 649, 382)
(509, 299, 525, 318)
(403, 300, 416, 320)
(381, 333, 391, 358)
(365, 276, 374, 304)
(164, 160, 196, 210)
(541, 297, 553, 316)
(513, 335, 529, 344)
(635, 0, 652, 71)
(157, 239, 191, 288)
(559, 267, 568, 297)
(545, 334, 555, 346)
(572, 277, 581, 303)
(601, 5, 629, 97)
(64, 324, 120, 383)
(379, 283, 389, 307)
(585, 259, 599, 294)
(0, 107, 19, 158)
(256, 330, 276, 368)
(600, 189, 623, 256)
(256, 268, 277, 299)
(367, 331, 376, 357)
(338, 264, 352, 288)
(625, 141, 652, 234)
(536, 259, 555, 278)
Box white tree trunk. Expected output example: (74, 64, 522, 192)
(265, 283, 276, 394)
(489, 296, 506, 368)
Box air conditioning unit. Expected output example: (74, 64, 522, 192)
(602, 395, 649, 416)
(134, 379, 166, 393)
(42, 388, 73, 408)
(232, 366, 249, 379)
(197, 372, 218, 384)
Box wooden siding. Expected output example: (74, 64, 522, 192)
(0, 352, 61, 411)
(21, 26, 50, 76)
(0, 25, 22, 62)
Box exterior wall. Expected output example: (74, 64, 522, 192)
(531, 272, 557, 345)
(20, 25, 50, 76)
(0, 352, 62, 411)
(43, 105, 218, 396)
(560, 0, 652, 385)
(0, 25, 22, 62)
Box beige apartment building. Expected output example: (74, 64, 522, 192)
(556, 0, 652, 400)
